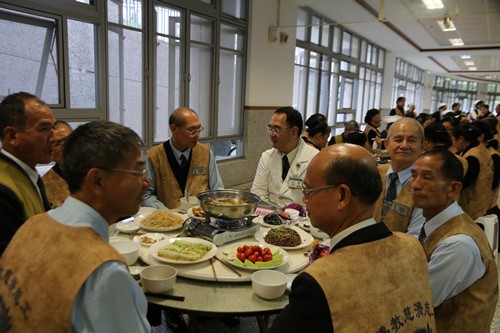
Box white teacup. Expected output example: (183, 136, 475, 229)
(179, 196, 199, 213)
(141, 265, 177, 293)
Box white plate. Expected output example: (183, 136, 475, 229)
(222, 241, 288, 271)
(286, 273, 297, 292)
(254, 226, 314, 250)
(253, 215, 286, 228)
(115, 221, 141, 233)
(136, 210, 187, 232)
(134, 233, 168, 247)
(187, 206, 207, 219)
(150, 238, 217, 265)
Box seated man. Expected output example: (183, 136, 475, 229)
(0, 92, 55, 255)
(0, 121, 151, 332)
(373, 117, 425, 237)
(42, 120, 73, 207)
(143, 107, 223, 209)
(268, 144, 435, 332)
(411, 149, 498, 333)
(251, 107, 318, 206)
(328, 120, 359, 145)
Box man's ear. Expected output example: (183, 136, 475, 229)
(337, 184, 351, 209)
(85, 168, 103, 194)
(3, 126, 19, 145)
(448, 180, 462, 199)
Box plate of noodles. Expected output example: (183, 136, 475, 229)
(135, 209, 187, 232)
(254, 226, 314, 250)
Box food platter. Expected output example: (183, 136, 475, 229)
(135, 210, 187, 232)
(254, 226, 314, 250)
(221, 241, 288, 271)
(149, 238, 217, 265)
(133, 233, 168, 247)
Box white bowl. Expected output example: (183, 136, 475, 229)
(179, 196, 200, 213)
(110, 239, 140, 265)
(251, 270, 288, 300)
(310, 226, 330, 239)
(141, 265, 177, 293)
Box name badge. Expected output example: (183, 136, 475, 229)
(288, 177, 303, 189)
(393, 201, 410, 216)
(192, 167, 206, 176)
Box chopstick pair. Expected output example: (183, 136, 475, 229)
(144, 293, 185, 302)
(213, 256, 242, 277)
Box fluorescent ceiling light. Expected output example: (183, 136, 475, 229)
(469, 66, 477, 70)
(437, 19, 456, 31)
(464, 61, 474, 66)
(423, 0, 444, 9)
(460, 54, 471, 59)
(449, 38, 464, 46)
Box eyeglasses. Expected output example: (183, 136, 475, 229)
(301, 183, 340, 200)
(267, 126, 291, 136)
(184, 126, 204, 137)
(100, 168, 148, 178)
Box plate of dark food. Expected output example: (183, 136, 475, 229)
(254, 226, 314, 250)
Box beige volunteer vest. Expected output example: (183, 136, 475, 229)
(42, 168, 70, 207)
(147, 142, 209, 208)
(307, 232, 435, 332)
(0, 214, 125, 333)
(374, 164, 413, 232)
(459, 144, 494, 219)
(423, 214, 498, 333)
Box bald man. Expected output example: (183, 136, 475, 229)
(268, 144, 435, 332)
(42, 120, 73, 207)
(143, 107, 223, 209)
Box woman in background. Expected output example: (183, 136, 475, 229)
(363, 108, 382, 150)
(302, 118, 331, 150)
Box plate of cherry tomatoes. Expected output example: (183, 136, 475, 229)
(222, 241, 288, 270)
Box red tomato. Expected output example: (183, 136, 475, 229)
(245, 249, 253, 257)
(237, 252, 246, 262)
(248, 255, 257, 263)
(237, 247, 244, 253)
(263, 254, 272, 262)
(252, 245, 261, 253)
(256, 256, 263, 262)
(242, 245, 249, 252)
(262, 247, 271, 255)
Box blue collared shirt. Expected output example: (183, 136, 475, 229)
(422, 201, 486, 306)
(48, 197, 150, 333)
(143, 141, 224, 209)
(385, 164, 425, 237)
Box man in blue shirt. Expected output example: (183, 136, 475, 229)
(0, 121, 151, 332)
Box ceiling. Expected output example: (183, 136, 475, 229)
(289, 0, 500, 83)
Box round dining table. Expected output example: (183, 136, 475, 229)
(110, 208, 321, 332)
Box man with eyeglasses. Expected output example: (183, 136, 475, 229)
(251, 107, 318, 207)
(0, 92, 56, 255)
(373, 117, 425, 237)
(0, 121, 151, 332)
(144, 107, 223, 209)
(268, 144, 435, 333)
(42, 120, 73, 207)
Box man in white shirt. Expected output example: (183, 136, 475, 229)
(251, 107, 317, 207)
(411, 148, 498, 333)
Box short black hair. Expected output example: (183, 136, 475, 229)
(305, 114, 327, 128)
(424, 122, 450, 145)
(396, 97, 406, 103)
(364, 108, 380, 124)
(306, 119, 331, 137)
(0, 92, 44, 139)
(346, 130, 367, 147)
(63, 121, 143, 193)
(324, 151, 382, 205)
(452, 122, 481, 142)
(419, 148, 464, 183)
(274, 106, 303, 134)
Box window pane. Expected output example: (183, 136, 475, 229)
(68, 19, 96, 108)
(351, 36, 359, 59)
(220, 24, 244, 51)
(321, 23, 330, 47)
(0, 9, 59, 103)
(221, 0, 246, 20)
(107, 0, 143, 29)
(215, 139, 242, 160)
(332, 26, 341, 53)
(155, 5, 183, 142)
(108, 27, 143, 139)
(311, 15, 320, 44)
(307, 69, 318, 117)
(190, 15, 214, 137)
(296, 8, 307, 41)
(342, 31, 351, 56)
(218, 48, 243, 136)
